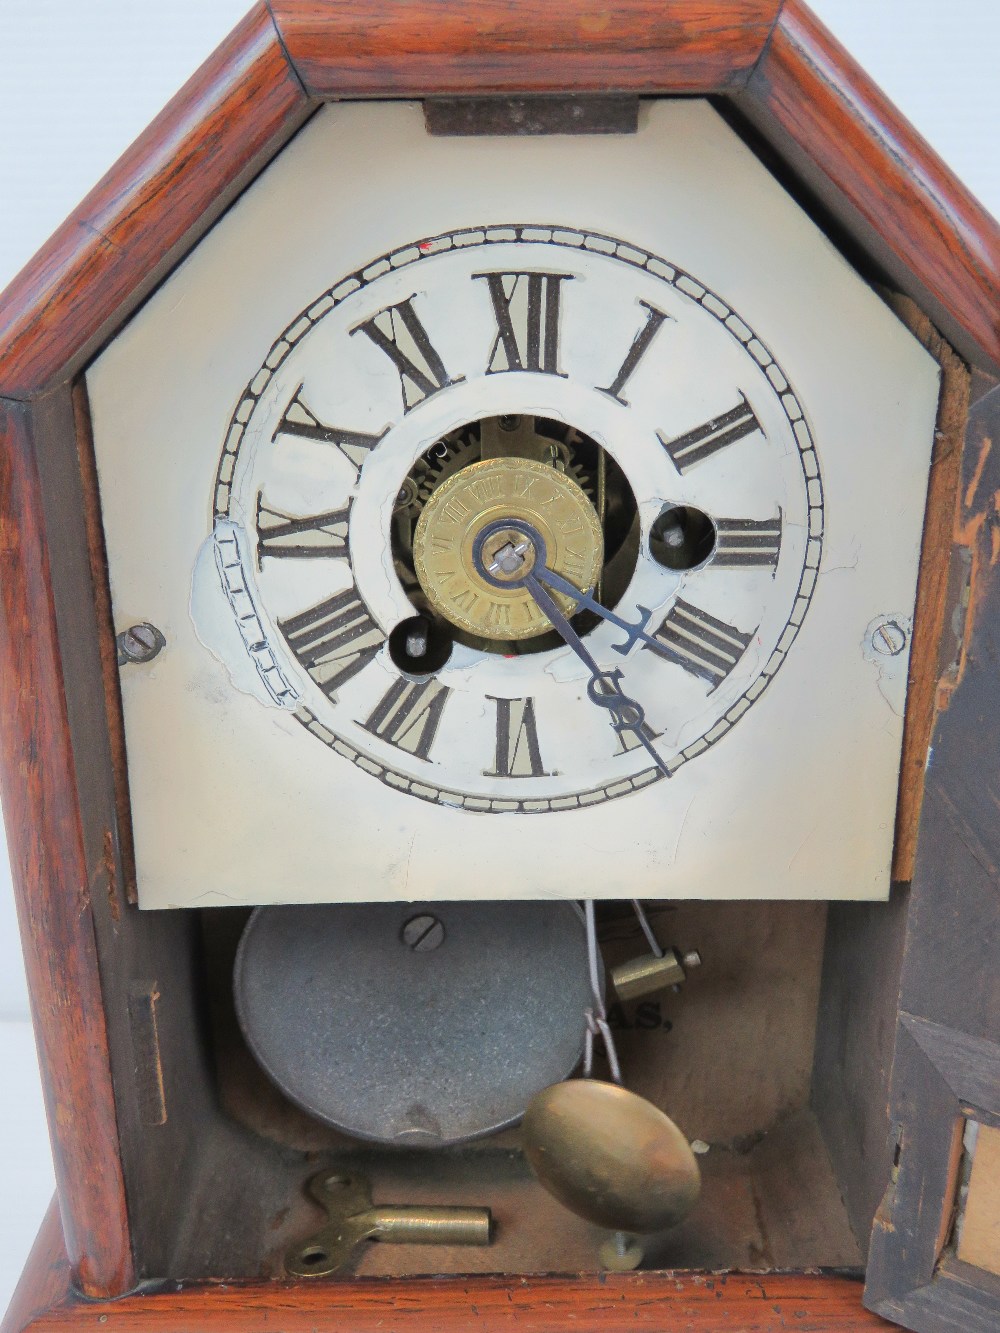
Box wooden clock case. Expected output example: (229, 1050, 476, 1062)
(0, 3, 998, 1331)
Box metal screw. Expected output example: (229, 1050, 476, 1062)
(117, 622, 165, 666)
(406, 624, 429, 658)
(401, 914, 445, 952)
(870, 618, 908, 657)
(498, 415, 520, 432)
(682, 950, 702, 970)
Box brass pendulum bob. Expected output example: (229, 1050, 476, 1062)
(522, 1079, 701, 1238)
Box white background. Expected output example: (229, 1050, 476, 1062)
(0, 0, 996, 1313)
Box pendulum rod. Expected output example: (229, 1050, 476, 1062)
(630, 899, 664, 959)
(582, 900, 622, 1084)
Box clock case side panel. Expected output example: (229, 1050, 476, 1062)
(808, 305, 973, 1258)
(864, 382, 1000, 1331)
(0, 380, 228, 1293)
(0, 5, 317, 1300)
(0, 392, 132, 1300)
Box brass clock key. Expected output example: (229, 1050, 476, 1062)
(286, 1172, 492, 1278)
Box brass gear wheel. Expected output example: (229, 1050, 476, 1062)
(413, 458, 603, 641)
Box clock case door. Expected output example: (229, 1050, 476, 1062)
(862, 382, 1000, 1331)
(1, 3, 999, 1331)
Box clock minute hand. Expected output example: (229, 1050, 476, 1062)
(522, 570, 671, 780)
(534, 564, 661, 657)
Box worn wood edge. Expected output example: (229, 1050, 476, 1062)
(0, 393, 134, 1297)
(869, 1266, 1000, 1333)
(71, 382, 138, 902)
(864, 1023, 959, 1309)
(2, 1206, 890, 1333)
(1, 1202, 71, 1333)
(741, 0, 1000, 375)
(268, 0, 783, 98)
(887, 300, 971, 882)
(0, 4, 314, 401)
(901, 1014, 1000, 1112)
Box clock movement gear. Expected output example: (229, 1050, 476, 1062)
(392, 415, 636, 650)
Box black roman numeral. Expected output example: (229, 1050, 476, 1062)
(351, 298, 462, 410)
(597, 302, 670, 406)
(712, 515, 782, 571)
(475, 272, 572, 376)
(363, 677, 450, 760)
(256, 495, 351, 562)
(588, 676, 661, 754)
(274, 387, 383, 474)
(485, 697, 550, 778)
(659, 394, 763, 474)
(649, 599, 754, 688)
(279, 587, 384, 702)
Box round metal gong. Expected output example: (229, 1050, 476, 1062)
(234, 900, 594, 1146)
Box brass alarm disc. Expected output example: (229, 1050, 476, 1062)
(413, 457, 603, 641)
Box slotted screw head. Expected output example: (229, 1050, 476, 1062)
(117, 622, 165, 665)
(401, 914, 445, 952)
(870, 618, 908, 657)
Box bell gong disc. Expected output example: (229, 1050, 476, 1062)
(234, 901, 593, 1146)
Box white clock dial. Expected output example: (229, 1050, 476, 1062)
(215, 227, 821, 810)
(86, 100, 940, 908)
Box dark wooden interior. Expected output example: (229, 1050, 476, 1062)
(1, 1, 998, 1330)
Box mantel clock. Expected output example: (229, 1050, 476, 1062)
(1, 5, 998, 1333)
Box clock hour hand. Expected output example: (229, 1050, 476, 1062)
(534, 563, 660, 657)
(522, 570, 670, 780)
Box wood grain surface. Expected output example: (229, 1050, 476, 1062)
(741, 0, 1000, 375)
(0, 0, 997, 1323)
(0, 4, 312, 400)
(267, 0, 781, 97)
(2, 1202, 892, 1333)
(864, 384, 1000, 1327)
(887, 298, 971, 883)
(0, 395, 132, 1298)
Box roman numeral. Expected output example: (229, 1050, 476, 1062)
(712, 515, 782, 571)
(485, 697, 550, 778)
(351, 298, 462, 410)
(279, 587, 384, 702)
(274, 387, 383, 474)
(649, 598, 754, 688)
(588, 675, 661, 754)
(256, 495, 351, 562)
(659, 394, 763, 474)
(597, 302, 670, 405)
(475, 271, 572, 376)
(363, 677, 450, 760)
(614, 722, 661, 756)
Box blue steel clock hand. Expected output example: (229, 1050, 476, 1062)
(521, 568, 670, 780)
(533, 563, 662, 657)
